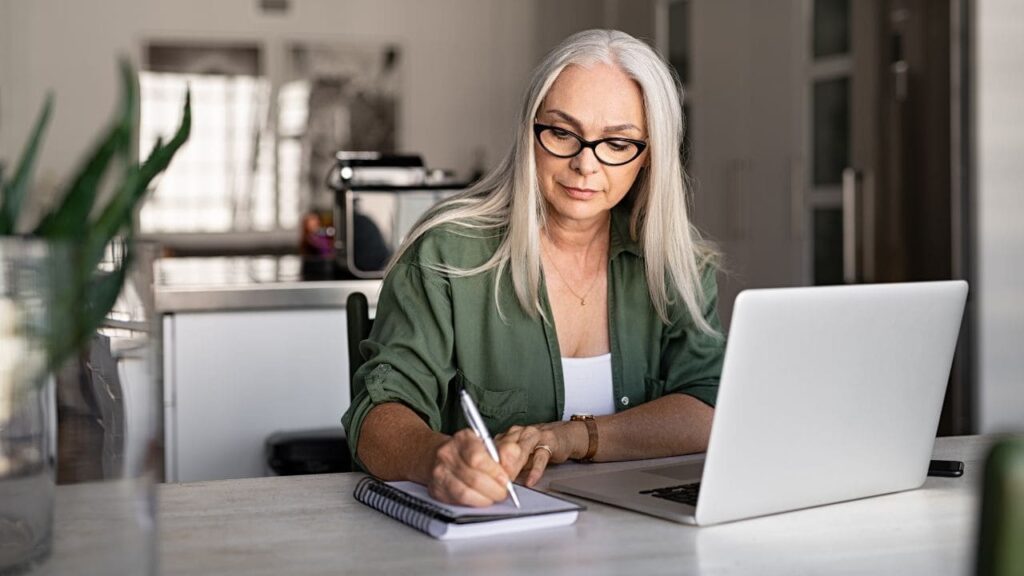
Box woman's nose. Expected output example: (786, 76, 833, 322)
(570, 147, 601, 175)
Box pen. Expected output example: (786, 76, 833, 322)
(459, 388, 522, 509)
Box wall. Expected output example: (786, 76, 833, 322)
(0, 0, 535, 219)
(533, 0, 657, 63)
(0, 2, 7, 140)
(975, 0, 1024, 432)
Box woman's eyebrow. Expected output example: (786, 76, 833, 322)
(544, 109, 642, 135)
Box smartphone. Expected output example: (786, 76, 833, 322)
(928, 459, 964, 478)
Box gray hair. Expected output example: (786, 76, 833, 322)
(388, 29, 719, 335)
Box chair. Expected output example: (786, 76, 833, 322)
(346, 291, 373, 387)
(264, 292, 372, 476)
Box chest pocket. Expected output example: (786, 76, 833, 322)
(455, 370, 528, 433)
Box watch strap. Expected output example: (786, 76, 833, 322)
(571, 414, 598, 462)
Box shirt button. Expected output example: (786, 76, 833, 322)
(620, 396, 630, 406)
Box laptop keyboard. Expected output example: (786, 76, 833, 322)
(640, 482, 701, 506)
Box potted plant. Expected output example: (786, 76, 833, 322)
(0, 60, 190, 573)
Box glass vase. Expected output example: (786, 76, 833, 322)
(0, 238, 161, 575)
(0, 238, 58, 573)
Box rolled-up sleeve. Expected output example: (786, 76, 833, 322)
(341, 257, 456, 469)
(660, 266, 726, 407)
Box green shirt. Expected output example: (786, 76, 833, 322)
(341, 207, 726, 466)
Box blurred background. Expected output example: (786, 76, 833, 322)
(1, 0, 1020, 483)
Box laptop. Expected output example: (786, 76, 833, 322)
(549, 281, 968, 526)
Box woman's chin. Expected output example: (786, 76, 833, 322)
(548, 200, 611, 223)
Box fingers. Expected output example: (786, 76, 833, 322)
(428, 464, 496, 508)
(427, 429, 512, 507)
(496, 425, 524, 442)
(499, 425, 562, 486)
(523, 444, 552, 487)
(498, 425, 541, 457)
(496, 441, 524, 478)
(427, 423, 576, 505)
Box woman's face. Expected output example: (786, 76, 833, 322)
(534, 62, 648, 227)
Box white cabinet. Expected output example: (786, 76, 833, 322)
(163, 308, 351, 483)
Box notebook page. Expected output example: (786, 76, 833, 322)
(388, 481, 580, 518)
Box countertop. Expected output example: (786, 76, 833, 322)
(153, 256, 382, 313)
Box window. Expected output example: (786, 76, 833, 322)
(139, 70, 285, 232)
(137, 42, 400, 238)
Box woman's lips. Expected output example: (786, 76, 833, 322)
(561, 184, 599, 200)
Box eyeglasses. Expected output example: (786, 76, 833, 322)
(533, 123, 647, 166)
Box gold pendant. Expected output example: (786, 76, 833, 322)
(580, 298, 586, 306)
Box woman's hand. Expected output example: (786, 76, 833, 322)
(425, 429, 524, 507)
(496, 421, 584, 487)
(425, 421, 583, 505)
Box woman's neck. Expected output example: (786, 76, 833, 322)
(542, 211, 611, 256)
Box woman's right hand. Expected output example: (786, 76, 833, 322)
(426, 429, 524, 507)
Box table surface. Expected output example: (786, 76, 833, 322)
(43, 435, 996, 576)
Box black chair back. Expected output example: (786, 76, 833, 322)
(346, 292, 373, 393)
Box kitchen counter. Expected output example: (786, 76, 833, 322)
(154, 255, 382, 482)
(154, 256, 382, 313)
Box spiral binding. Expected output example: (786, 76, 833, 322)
(354, 477, 452, 535)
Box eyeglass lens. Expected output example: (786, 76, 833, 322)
(538, 127, 640, 165)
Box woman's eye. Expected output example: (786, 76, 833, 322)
(551, 128, 573, 139)
(606, 141, 630, 152)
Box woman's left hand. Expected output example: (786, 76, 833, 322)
(495, 422, 582, 487)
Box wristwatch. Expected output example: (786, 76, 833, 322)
(570, 414, 598, 462)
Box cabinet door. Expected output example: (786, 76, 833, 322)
(163, 309, 349, 482)
(685, 0, 805, 327)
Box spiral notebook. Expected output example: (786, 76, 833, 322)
(354, 477, 584, 540)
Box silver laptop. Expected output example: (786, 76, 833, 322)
(550, 281, 968, 526)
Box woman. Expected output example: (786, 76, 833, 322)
(342, 29, 725, 507)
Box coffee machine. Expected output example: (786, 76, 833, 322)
(327, 152, 464, 279)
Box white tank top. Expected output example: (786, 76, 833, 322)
(561, 353, 615, 420)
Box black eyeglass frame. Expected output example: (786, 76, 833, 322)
(532, 123, 648, 166)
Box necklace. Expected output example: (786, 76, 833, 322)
(542, 243, 601, 306)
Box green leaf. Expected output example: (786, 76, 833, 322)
(82, 138, 158, 267)
(0, 93, 54, 234)
(34, 61, 136, 237)
(83, 239, 133, 336)
(39, 241, 86, 369)
(88, 89, 190, 263)
(44, 237, 133, 370)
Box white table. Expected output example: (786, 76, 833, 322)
(46, 435, 996, 575)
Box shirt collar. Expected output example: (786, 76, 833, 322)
(609, 204, 642, 259)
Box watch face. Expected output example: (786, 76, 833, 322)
(571, 414, 594, 421)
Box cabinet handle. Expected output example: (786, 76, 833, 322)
(842, 168, 861, 284)
(789, 157, 804, 241)
(726, 159, 749, 240)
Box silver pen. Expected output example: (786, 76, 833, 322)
(459, 388, 522, 509)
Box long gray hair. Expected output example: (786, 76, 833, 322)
(388, 29, 718, 335)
